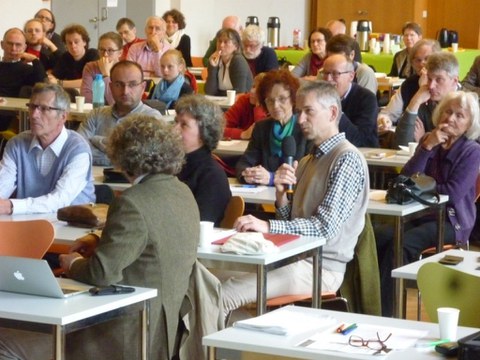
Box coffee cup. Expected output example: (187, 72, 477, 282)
(226, 90, 236, 106)
(75, 96, 85, 112)
(437, 307, 460, 340)
(199, 221, 214, 248)
(451, 43, 459, 52)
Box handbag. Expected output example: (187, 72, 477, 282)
(103, 167, 129, 183)
(385, 173, 440, 206)
(57, 203, 109, 228)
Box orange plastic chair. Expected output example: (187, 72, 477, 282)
(0, 219, 54, 259)
(220, 196, 245, 229)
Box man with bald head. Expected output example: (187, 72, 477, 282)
(319, 53, 379, 147)
(126, 16, 170, 77)
(202, 15, 243, 66)
(0, 28, 46, 130)
(326, 19, 362, 63)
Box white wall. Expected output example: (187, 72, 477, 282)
(0, 0, 48, 58)
(0, 0, 308, 58)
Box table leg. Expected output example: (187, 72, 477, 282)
(312, 247, 322, 308)
(207, 346, 216, 360)
(141, 300, 150, 360)
(436, 204, 446, 253)
(393, 216, 405, 318)
(53, 325, 65, 359)
(256, 265, 266, 315)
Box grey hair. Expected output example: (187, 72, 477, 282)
(296, 80, 342, 125)
(242, 25, 265, 45)
(31, 83, 70, 112)
(426, 52, 459, 78)
(432, 91, 480, 140)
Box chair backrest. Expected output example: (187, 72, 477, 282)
(220, 196, 245, 228)
(417, 262, 480, 327)
(0, 220, 54, 259)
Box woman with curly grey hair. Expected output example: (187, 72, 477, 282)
(175, 94, 231, 225)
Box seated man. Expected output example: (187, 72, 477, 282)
(77, 60, 162, 166)
(242, 25, 279, 76)
(0, 28, 47, 130)
(394, 52, 459, 147)
(320, 54, 379, 147)
(0, 83, 95, 215)
(219, 81, 369, 314)
(461, 55, 480, 96)
(127, 16, 170, 77)
(322, 34, 377, 95)
(202, 15, 243, 67)
(116, 17, 143, 61)
(326, 19, 362, 63)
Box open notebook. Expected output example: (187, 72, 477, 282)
(0, 256, 90, 298)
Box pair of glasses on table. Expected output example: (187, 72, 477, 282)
(348, 332, 392, 355)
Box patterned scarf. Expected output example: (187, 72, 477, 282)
(270, 114, 297, 157)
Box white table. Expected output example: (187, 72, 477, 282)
(203, 306, 478, 360)
(92, 166, 131, 192)
(215, 139, 248, 156)
(392, 249, 480, 320)
(204, 95, 232, 109)
(198, 235, 326, 315)
(368, 190, 449, 318)
(359, 147, 411, 167)
(0, 283, 157, 359)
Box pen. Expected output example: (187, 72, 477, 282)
(335, 323, 345, 333)
(341, 323, 358, 335)
(415, 339, 451, 348)
(232, 184, 257, 188)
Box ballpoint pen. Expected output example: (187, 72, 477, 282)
(341, 323, 358, 335)
(335, 323, 345, 333)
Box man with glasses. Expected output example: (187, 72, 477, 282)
(321, 54, 379, 147)
(241, 25, 278, 76)
(0, 28, 47, 130)
(116, 17, 143, 61)
(77, 60, 162, 165)
(126, 16, 170, 77)
(0, 83, 94, 215)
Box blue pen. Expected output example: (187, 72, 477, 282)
(341, 323, 358, 335)
(233, 184, 256, 188)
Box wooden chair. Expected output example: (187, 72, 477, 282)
(220, 196, 245, 229)
(191, 56, 203, 67)
(417, 262, 480, 327)
(0, 219, 54, 258)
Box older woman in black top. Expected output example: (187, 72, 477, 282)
(236, 69, 310, 185)
(175, 95, 231, 225)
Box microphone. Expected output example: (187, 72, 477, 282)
(282, 136, 296, 200)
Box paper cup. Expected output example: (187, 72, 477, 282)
(75, 96, 85, 112)
(408, 142, 418, 156)
(199, 221, 214, 248)
(226, 90, 236, 106)
(437, 307, 460, 340)
(451, 43, 458, 52)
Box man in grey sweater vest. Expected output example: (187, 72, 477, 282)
(218, 81, 369, 315)
(0, 83, 94, 215)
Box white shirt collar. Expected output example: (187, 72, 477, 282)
(29, 126, 68, 155)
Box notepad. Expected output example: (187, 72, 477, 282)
(230, 184, 267, 193)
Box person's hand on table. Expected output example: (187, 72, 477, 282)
(59, 252, 83, 272)
(234, 214, 269, 233)
(0, 199, 13, 215)
(69, 233, 100, 258)
(242, 165, 271, 185)
(377, 115, 393, 131)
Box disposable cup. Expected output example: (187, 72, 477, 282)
(408, 142, 418, 156)
(437, 307, 460, 340)
(226, 90, 236, 106)
(451, 43, 459, 52)
(199, 221, 214, 248)
(75, 96, 85, 112)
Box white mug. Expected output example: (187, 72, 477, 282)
(199, 221, 214, 248)
(75, 96, 85, 112)
(226, 90, 236, 106)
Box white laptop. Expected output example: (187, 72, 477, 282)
(0, 256, 91, 298)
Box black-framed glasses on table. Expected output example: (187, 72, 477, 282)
(348, 332, 392, 354)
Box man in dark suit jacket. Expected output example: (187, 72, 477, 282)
(320, 54, 379, 147)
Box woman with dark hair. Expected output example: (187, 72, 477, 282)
(34, 8, 66, 54)
(389, 22, 423, 78)
(81, 32, 123, 105)
(175, 95, 231, 225)
(162, 8, 192, 67)
(205, 28, 253, 96)
(236, 69, 311, 185)
(292, 27, 332, 80)
(49, 24, 99, 90)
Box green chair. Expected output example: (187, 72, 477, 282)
(417, 262, 480, 327)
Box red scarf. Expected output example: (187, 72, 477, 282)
(309, 53, 325, 76)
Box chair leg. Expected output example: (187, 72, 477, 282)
(417, 290, 422, 321)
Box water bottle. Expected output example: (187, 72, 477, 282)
(92, 74, 105, 108)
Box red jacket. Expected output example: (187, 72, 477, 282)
(223, 93, 267, 139)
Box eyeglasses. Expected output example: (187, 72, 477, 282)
(322, 70, 352, 79)
(26, 103, 64, 113)
(112, 81, 144, 89)
(36, 15, 53, 23)
(265, 96, 290, 106)
(99, 48, 120, 55)
(349, 333, 392, 354)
